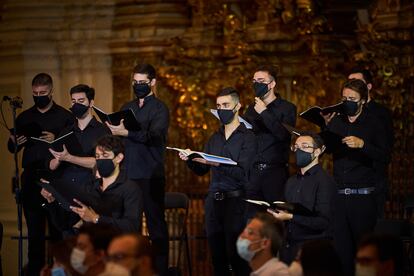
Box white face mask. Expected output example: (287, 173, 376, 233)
(355, 264, 377, 276)
(100, 262, 130, 276)
(70, 248, 88, 274)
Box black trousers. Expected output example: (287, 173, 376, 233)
(333, 193, 377, 276)
(21, 170, 61, 276)
(132, 178, 169, 276)
(205, 194, 250, 276)
(245, 166, 288, 220)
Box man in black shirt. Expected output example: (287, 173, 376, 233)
(244, 65, 297, 218)
(348, 67, 394, 218)
(41, 135, 143, 233)
(179, 87, 256, 276)
(268, 133, 335, 264)
(323, 79, 390, 275)
(7, 73, 74, 276)
(106, 63, 169, 275)
(48, 84, 110, 186)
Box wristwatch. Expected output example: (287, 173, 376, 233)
(94, 215, 100, 224)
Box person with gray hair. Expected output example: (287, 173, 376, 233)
(237, 212, 289, 276)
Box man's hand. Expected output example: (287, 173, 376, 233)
(192, 157, 220, 167)
(9, 134, 27, 146)
(40, 131, 55, 142)
(40, 187, 55, 203)
(342, 136, 364, 148)
(106, 119, 128, 137)
(70, 198, 99, 223)
(321, 112, 336, 126)
(49, 145, 72, 162)
(254, 97, 267, 114)
(178, 149, 192, 161)
(267, 209, 293, 221)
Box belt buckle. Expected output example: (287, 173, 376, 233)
(344, 188, 352, 195)
(214, 192, 224, 201)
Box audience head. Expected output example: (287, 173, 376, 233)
(107, 234, 156, 276)
(253, 65, 278, 99)
(48, 237, 77, 276)
(291, 132, 325, 169)
(132, 63, 156, 99)
(216, 87, 241, 125)
(70, 223, 118, 274)
(298, 239, 343, 276)
(69, 84, 95, 119)
(237, 212, 284, 263)
(341, 78, 368, 117)
(32, 73, 53, 109)
(95, 135, 125, 178)
(356, 233, 403, 276)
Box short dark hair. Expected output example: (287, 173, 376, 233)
(70, 84, 95, 101)
(342, 78, 368, 102)
(299, 132, 324, 149)
(132, 63, 156, 80)
(32, 73, 53, 88)
(349, 67, 373, 85)
(96, 135, 125, 156)
(78, 223, 119, 252)
(254, 212, 285, 257)
(216, 87, 240, 103)
(358, 234, 404, 276)
(255, 65, 278, 82)
(300, 240, 343, 276)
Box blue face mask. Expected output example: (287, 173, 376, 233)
(51, 266, 67, 276)
(236, 237, 265, 262)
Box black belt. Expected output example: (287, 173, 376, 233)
(253, 162, 287, 171)
(338, 187, 375, 195)
(211, 190, 244, 201)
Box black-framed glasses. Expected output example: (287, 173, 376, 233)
(105, 253, 136, 262)
(290, 144, 317, 152)
(132, 80, 151, 86)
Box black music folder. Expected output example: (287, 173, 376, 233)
(30, 131, 83, 155)
(299, 102, 344, 127)
(93, 106, 140, 131)
(246, 199, 314, 216)
(9, 122, 43, 138)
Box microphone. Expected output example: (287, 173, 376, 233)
(3, 96, 23, 108)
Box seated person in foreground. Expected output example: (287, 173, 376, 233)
(237, 212, 289, 276)
(41, 135, 143, 233)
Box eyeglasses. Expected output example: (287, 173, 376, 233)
(290, 144, 317, 152)
(105, 253, 136, 262)
(132, 80, 151, 85)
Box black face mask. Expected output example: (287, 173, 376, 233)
(217, 106, 236, 125)
(96, 158, 115, 178)
(343, 100, 361, 116)
(253, 82, 271, 98)
(295, 149, 315, 168)
(33, 95, 51, 109)
(70, 103, 89, 119)
(133, 83, 151, 99)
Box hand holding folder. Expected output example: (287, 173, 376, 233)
(167, 146, 237, 166)
(245, 199, 314, 216)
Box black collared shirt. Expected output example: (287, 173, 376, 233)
(8, 103, 74, 170)
(244, 95, 296, 165)
(284, 164, 335, 241)
(366, 100, 393, 150)
(324, 109, 390, 188)
(121, 95, 169, 179)
(51, 116, 111, 183)
(45, 170, 143, 233)
(187, 123, 257, 192)
(87, 170, 143, 232)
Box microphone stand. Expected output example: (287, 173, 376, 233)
(10, 101, 23, 276)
